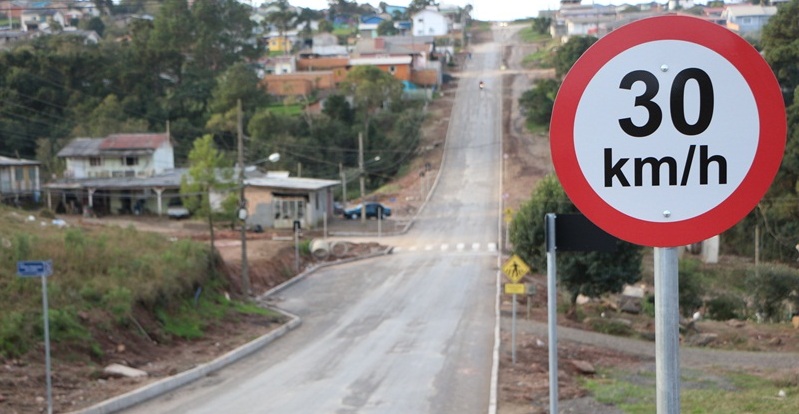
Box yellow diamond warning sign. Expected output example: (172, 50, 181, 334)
(502, 254, 530, 283)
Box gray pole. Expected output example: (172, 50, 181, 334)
(294, 225, 300, 273)
(41, 275, 53, 414)
(655, 247, 680, 413)
(545, 213, 558, 414)
(511, 293, 517, 364)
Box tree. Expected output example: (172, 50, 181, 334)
(265, 0, 298, 55)
(552, 36, 597, 78)
(518, 78, 559, 127)
(377, 20, 398, 36)
(318, 19, 334, 33)
(339, 65, 403, 150)
(531, 16, 551, 35)
(762, 0, 799, 104)
(180, 135, 235, 270)
(71, 95, 149, 137)
(509, 174, 643, 307)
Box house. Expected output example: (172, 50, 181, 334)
(57, 133, 174, 180)
(722, 4, 777, 35)
(53, 9, 84, 28)
(411, 8, 449, 37)
(244, 172, 340, 230)
(21, 8, 57, 31)
(350, 56, 413, 81)
(0, 155, 41, 205)
(260, 71, 338, 97)
(358, 15, 385, 38)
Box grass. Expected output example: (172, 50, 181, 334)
(518, 27, 551, 43)
(582, 368, 799, 413)
(0, 205, 276, 357)
(267, 104, 303, 116)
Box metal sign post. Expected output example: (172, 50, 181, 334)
(655, 247, 680, 412)
(502, 255, 530, 365)
(17, 260, 54, 414)
(545, 214, 558, 414)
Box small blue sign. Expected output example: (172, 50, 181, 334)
(17, 260, 53, 277)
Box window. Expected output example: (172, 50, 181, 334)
(389, 65, 396, 74)
(272, 198, 305, 220)
(14, 167, 23, 181)
(124, 157, 138, 166)
(89, 157, 102, 166)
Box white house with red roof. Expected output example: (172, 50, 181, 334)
(57, 133, 174, 179)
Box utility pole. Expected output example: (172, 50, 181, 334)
(237, 99, 251, 297)
(339, 162, 347, 208)
(359, 132, 366, 224)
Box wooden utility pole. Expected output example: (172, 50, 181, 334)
(359, 132, 365, 223)
(238, 99, 251, 296)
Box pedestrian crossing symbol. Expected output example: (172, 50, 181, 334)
(502, 254, 530, 283)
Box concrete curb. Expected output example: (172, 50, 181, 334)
(71, 247, 393, 414)
(70, 311, 301, 414)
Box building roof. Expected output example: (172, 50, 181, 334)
(57, 138, 102, 157)
(724, 5, 777, 18)
(101, 133, 170, 150)
(0, 155, 40, 166)
(350, 56, 413, 66)
(246, 176, 340, 191)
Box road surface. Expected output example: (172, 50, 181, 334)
(124, 29, 512, 414)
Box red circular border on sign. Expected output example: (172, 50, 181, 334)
(550, 15, 786, 247)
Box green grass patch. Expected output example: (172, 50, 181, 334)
(267, 104, 303, 116)
(582, 368, 799, 413)
(518, 27, 551, 43)
(0, 207, 214, 356)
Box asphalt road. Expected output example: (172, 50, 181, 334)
(123, 29, 511, 414)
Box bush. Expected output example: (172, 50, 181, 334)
(679, 259, 706, 318)
(587, 318, 634, 336)
(706, 294, 747, 321)
(745, 265, 799, 322)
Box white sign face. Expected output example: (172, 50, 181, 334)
(574, 40, 758, 223)
(550, 16, 786, 247)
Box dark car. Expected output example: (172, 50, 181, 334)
(343, 202, 391, 220)
(333, 202, 345, 216)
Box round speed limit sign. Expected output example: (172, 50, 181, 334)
(550, 16, 786, 247)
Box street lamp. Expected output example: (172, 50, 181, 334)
(239, 151, 280, 297)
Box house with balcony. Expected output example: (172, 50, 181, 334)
(57, 132, 174, 180)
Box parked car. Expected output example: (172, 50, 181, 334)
(167, 200, 190, 219)
(343, 202, 391, 220)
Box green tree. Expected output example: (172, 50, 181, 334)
(553, 36, 597, 78)
(265, 0, 298, 55)
(518, 78, 559, 127)
(509, 174, 642, 306)
(377, 20, 398, 36)
(531, 16, 551, 35)
(318, 19, 334, 33)
(181, 135, 235, 264)
(71, 95, 149, 137)
(340, 65, 403, 149)
(763, 0, 799, 101)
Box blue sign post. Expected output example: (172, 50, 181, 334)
(17, 260, 53, 414)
